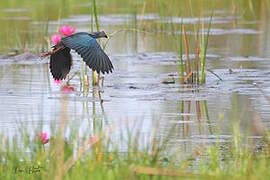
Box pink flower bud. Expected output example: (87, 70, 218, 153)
(51, 34, 62, 45)
(41, 132, 49, 144)
(59, 25, 76, 36)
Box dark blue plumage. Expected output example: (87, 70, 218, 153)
(50, 47, 72, 80)
(61, 32, 113, 74)
(47, 31, 113, 80)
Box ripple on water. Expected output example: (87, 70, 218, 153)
(58, 14, 238, 26)
(2, 8, 29, 13)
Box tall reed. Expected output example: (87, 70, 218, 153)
(178, 15, 212, 84)
(200, 15, 212, 84)
(179, 20, 184, 84)
(91, 0, 100, 86)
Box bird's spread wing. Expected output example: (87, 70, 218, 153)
(61, 32, 113, 74)
(49, 47, 72, 80)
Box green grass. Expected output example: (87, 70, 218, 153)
(0, 0, 268, 53)
(0, 115, 270, 179)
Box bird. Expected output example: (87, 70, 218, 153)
(41, 31, 113, 80)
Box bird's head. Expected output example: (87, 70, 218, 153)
(90, 31, 108, 39)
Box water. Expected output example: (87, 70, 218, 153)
(0, 1, 270, 153)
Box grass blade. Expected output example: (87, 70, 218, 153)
(201, 13, 212, 84)
(179, 19, 184, 84)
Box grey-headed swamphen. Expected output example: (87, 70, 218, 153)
(41, 31, 113, 80)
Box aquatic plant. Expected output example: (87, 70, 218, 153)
(0, 112, 270, 179)
(200, 15, 212, 84)
(51, 34, 62, 45)
(41, 132, 49, 144)
(51, 25, 76, 45)
(178, 20, 184, 84)
(59, 25, 76, 36)
(178, 15, 212, 85)
(50, 25, 75, 43)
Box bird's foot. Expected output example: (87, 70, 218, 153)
(40, 51, 51, 58)
(40, 47, 64, 58)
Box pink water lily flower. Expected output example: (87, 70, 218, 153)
(59, 25, 76, 36)
(41, 132, 49, 144)
(51, 34, 62, 45)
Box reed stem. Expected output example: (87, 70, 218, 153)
(201, 15, 212, 84)
(92, 0, 99, 86)
(179, 20, 184, 84)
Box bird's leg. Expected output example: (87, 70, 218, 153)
(84, 74, 89, 87)
(40, 51, 52, 58)
(98, 73, 101, 86)
(40, 47, 64, 58)
(66, 71, 80, 85)
(66, 74, 70, 85)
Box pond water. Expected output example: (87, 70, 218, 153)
(0, 1, 270, 153)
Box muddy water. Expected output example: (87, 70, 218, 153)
(0, 2, 270, 153)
